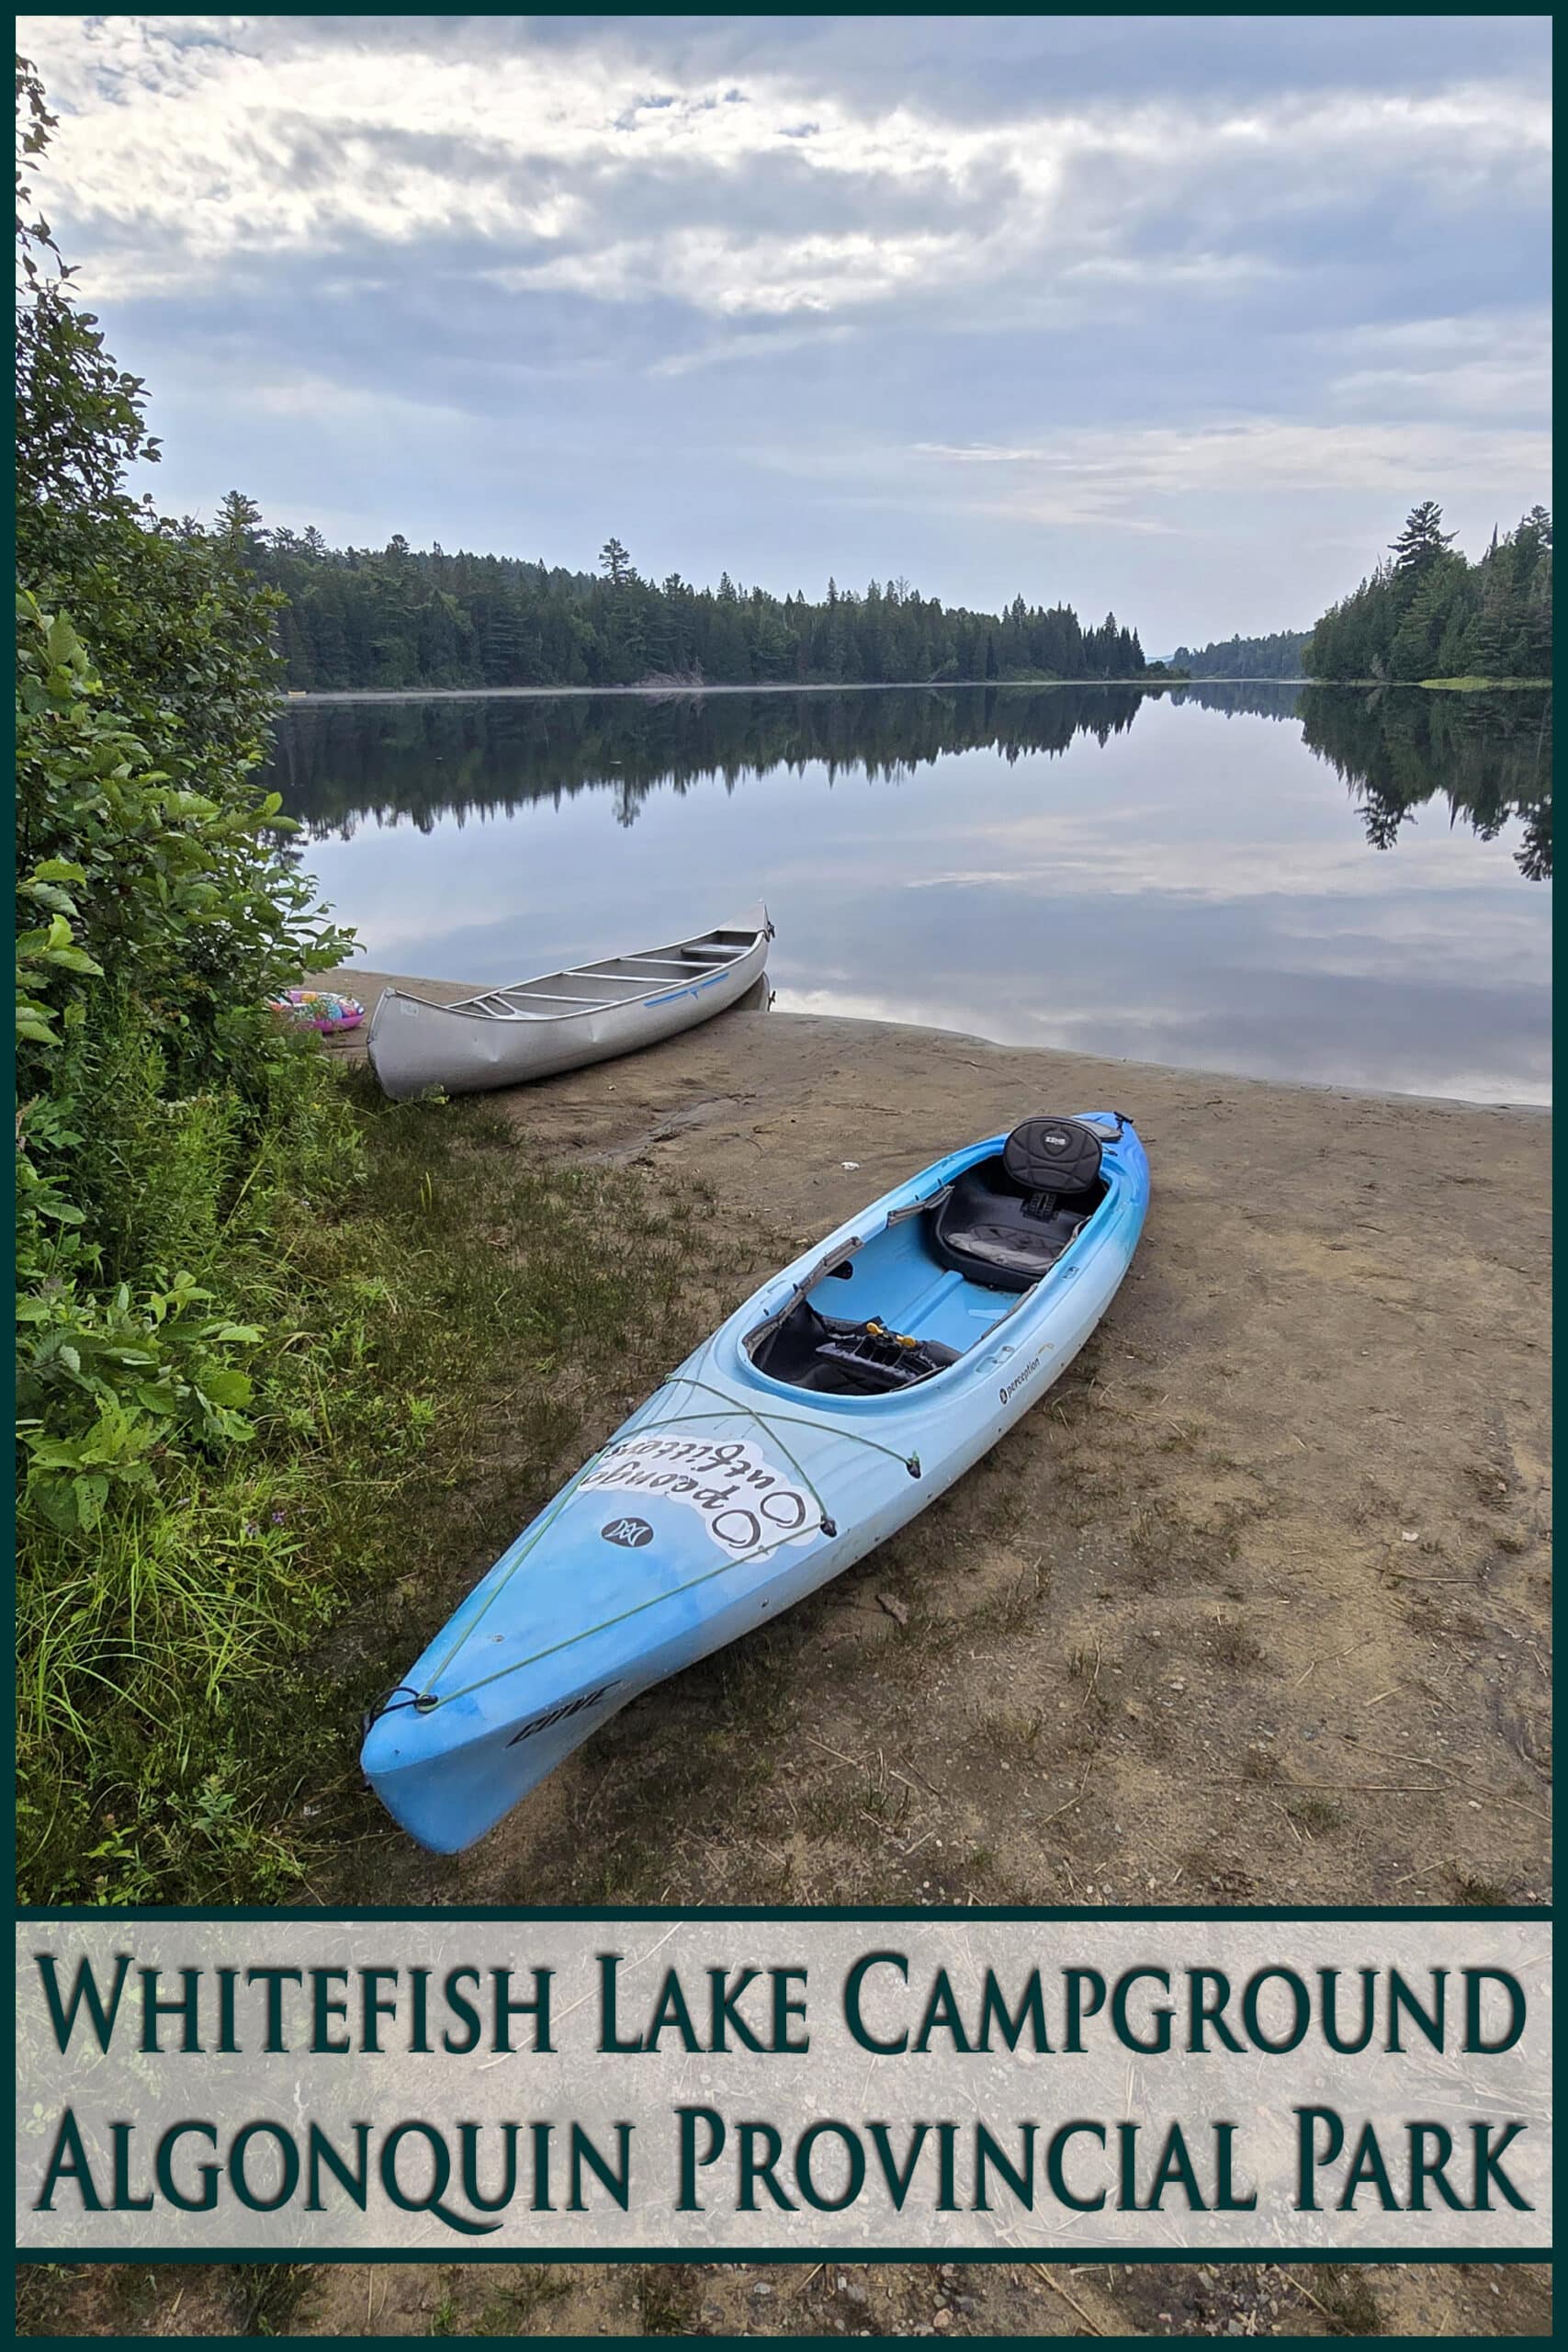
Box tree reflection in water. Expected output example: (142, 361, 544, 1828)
(265, 681, 1551, 882)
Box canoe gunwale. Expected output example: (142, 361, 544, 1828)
(374, 906, 769, 1030)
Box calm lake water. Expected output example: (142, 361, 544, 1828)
(265, 683, 1551, 1105)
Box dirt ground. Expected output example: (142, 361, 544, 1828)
(17, 2252, 1554, 2339)
(34, 990, 1550, 2339)
(325, 981, 1551, 1918)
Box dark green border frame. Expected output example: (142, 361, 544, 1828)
(16, 1905, 1556, 1924)
(7, 3, 1557, 2337)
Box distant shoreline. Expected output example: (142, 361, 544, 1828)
(276, 677, 1184, 704)
(1421, 674, 1553, 692)
(276, 673, 1547, 705)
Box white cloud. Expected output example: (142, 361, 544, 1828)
(909, 417, 1552, 526)
(238, 371, 473, 427)
(1324, 308, 1552, 421)
(16, 16, 1551, 323)
(649, 320, 856, 379)
(490, 224, 976, 316)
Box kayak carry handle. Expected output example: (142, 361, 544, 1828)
(362, 1683, 427, 1734)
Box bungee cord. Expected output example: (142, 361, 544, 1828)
(378, 1354, 924, 1714)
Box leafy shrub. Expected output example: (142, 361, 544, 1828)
(15, 586, 355, 1523)
(15, 63, 360, 1803)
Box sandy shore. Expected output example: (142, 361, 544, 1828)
(323, 974, 1551, 1915)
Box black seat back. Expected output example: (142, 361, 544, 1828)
(1002, 1115, 1102, 1199)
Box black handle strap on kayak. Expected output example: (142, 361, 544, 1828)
(886, 1184, 951, 1227)
(402, 1364, 924, 1712)
(361, 1683, 427, 1735)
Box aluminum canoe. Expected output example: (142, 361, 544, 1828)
(366, 904, 771, 1100)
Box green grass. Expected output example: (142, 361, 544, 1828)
(1420, 674, 1552, 691)
(17, 1065, 743, 1905)
(1156, 673, 1551, 689)
(1276, 674, 1548, 691)
(15, 2265, 89, 2337)
(233, 2265, 316, 2336)
(635, 2264, 709, 2335)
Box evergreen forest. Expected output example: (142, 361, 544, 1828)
(1168, 629, 1309, 680)
(225, 507, 1154, 692)
(1303, 502, 1551, 684)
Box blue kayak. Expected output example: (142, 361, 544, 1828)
(362, 1112, 1149, 1851)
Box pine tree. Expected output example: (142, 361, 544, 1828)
(1390, 500, 1456, 583)
(216, 490, 265, 550)
(598, 537, 633, 588)
(1390, 556, 1461, 680)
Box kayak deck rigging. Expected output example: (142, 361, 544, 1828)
(376, 1370, 927, 1718)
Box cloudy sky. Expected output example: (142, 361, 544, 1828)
(17, 13, 1551, 646)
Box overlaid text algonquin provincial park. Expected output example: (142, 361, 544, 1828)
(12, 10, 1551, 2342)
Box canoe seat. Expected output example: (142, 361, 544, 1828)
(930, 1117, 1106, 1293)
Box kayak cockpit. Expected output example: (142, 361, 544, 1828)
(744, 1115, 1112, 1396)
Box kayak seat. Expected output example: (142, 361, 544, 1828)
(930, 1116, 1107, 1293)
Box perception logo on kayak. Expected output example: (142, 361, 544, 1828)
(601, 1515, 654, 1549)
(581, 1434, 818, 1556)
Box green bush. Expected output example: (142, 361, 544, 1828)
(12, 60, 738, 1912)
(14, 582, 355, 1521)
(15, 58, 362, 1863)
